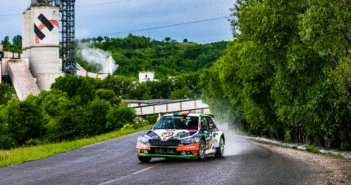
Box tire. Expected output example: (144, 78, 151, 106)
(215, 137, 224, 158)
(197, 139, 206, 161)
(138, 156, 152, 163)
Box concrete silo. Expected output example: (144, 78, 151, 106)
(22, 2, 63, 90)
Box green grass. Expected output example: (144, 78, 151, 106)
(327, 152, 344, 159)
(292, 146, 298, 149)
(305, 145, 321, 154)
(0, 124, 152, 168)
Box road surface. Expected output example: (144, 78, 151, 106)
(0, 128, 315, 185)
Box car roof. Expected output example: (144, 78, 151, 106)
(162, 113, 212, 117)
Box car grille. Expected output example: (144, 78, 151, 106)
(149, 148, 180, 155)
(149, 139, 180, 146)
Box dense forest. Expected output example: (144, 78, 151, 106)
(201, 0, 351, 150)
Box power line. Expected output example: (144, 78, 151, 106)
(76, 16, 228, 39)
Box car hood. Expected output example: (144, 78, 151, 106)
(148, 129, 198, 141)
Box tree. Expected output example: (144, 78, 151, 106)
(299, 0, 351, 104)
(46, 98, 83, 141)
(1, 36, 10, 48)
(51, 75, 96, 104)
(183, 39, 188, 43)
(5, 96, 46, 146)
(96, 89, 122, 107)
(106, 104, 137, 131)
(165, 37, 171, 42)
(0, 83, 15, 105)
(0, 105, 15, 149)
(82, 99, 111, 136)
(96, 36, 103, 43)
(169, 86, 195, 99)
(12, 35, 22, 46)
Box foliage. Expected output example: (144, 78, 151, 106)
(305, 145, 321, 154)
(81, 99, 111, 136)
(0, 83, 15, 106)
(284, 130, 291, 143)
(96, 89, 122, 107)
(201, 0, 351, 151)
(169, 86, 195, 99)
(79, 34, 228, 79)
(106, 104, 137, 131)
(3, 96, 46, 147)
(1, 35, 22, 53)
(51, 75, 98, 104)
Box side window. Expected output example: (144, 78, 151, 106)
(201, 117, 208, 130)
(207, 117, 214, 129)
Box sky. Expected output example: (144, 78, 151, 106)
(0, 0, 235, 44)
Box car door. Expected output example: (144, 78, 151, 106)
(206, 117, 216, 150)
(200, 117, 211, 150)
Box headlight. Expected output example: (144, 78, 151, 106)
(181, 137, 199, 144)
(137, 137, 150, 143)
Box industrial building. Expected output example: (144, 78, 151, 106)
(0, 0, 111, 101)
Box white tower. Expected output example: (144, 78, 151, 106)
(22, 4, 63, 90)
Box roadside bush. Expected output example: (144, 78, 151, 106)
(106, 104, 137, 131)
(46, 98, 83, 141)
(25, 138, 41, 146)
(5, 96, 46, 147)
(306, 145, 321, 154)
(284, 130, 291, 143)
(0, 83, 15, 106)
(82, 99, 111, 136)
(0, 105, 16, 149)
(133, 120, 150, 129)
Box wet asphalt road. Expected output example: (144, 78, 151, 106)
(0, 130, 314, 185)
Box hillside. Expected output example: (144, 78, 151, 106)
(76, 34, 229, 79)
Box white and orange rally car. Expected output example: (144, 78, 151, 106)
(136, 112, 225, 162)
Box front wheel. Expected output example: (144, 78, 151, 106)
(138, 156, 151, 163)
(215, 137, 224, 158)
(197, 139, 206, 160)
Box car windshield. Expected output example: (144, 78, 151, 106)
(153, 116, 199, 129)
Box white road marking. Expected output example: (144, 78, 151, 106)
(98, 163, 161, 185)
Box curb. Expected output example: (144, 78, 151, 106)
(237, 135, 351, 159)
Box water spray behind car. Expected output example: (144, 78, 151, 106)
(209, 103, 257, 156)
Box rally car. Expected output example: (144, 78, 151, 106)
(136, 112, 225, 162)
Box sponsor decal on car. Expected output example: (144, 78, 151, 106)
(177, 143, 199, 151)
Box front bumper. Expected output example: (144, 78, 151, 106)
(138, 153, 197, 158)
(137, 142, 199, 158)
